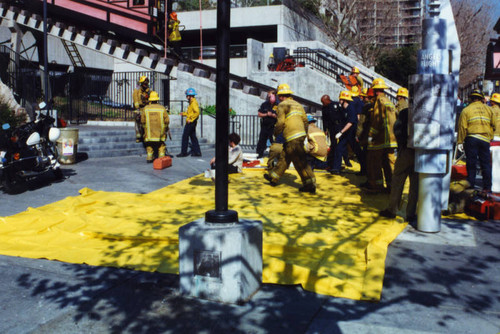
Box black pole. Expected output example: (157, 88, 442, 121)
(43, 0, 49, 105)
(205, 0, 238, 224)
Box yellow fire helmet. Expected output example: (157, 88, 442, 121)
(339, 90, 353, 102)
(397, 87, 409, 98)
(469, 89, 484, 100)
(277, 83, 294, 95)
(360, 88, 369, 97)
(149, 91, 160, 101)
(371, 78, 388, 89)
(490, 93, 500, 104)
(139, 76, 149, 84)
(351, 66, 360, 74)
(350, 85, 360, 97)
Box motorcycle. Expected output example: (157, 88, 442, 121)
(0, 106, 63, 193)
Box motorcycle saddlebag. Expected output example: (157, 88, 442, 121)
(153, 156, 172, 170)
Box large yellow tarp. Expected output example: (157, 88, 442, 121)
(0, 169, 406, 301)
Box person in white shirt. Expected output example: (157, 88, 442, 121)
(210, 133, 243, 173)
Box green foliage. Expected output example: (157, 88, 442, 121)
(297, 0, 321, 15)
(0, 100, 24, 128)
(176, 0, 214, 11)
(202, 105, 236, 118)
(375, 45, 419, 87)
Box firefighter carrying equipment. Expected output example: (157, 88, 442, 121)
(339, 90, 353, 102)
(277, 83, 294, 95)
(397, 87, 409, 98)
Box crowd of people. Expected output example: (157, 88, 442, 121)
(259, 72, 404, 200)
(256, 67, 498, 222)
(132, 66, 498, 221)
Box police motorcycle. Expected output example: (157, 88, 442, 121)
(0, 103, 63, 193)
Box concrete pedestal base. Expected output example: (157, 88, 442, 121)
(179, 218, 263, 304)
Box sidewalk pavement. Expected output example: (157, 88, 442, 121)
(0, 150, 499, 334)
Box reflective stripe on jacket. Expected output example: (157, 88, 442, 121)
(491, 104, 500, 137)
(274, 98, 308, 142)
(368, 93, 397, 150)
(141, 103, 169, 141)
(457, 101, 495, 144)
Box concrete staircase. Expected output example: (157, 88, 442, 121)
(77, 125, 213, 158)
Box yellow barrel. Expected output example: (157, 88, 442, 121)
(57, 128, 79, 164)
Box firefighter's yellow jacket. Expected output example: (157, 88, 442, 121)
(184, 97, 200, 123)
(168, 19, 182, 42)
(491, 104, 500, 137)
(457, 101, 496, 144)
(306, 123, 328, 161)
(368, 93, 397, 150)
(274, 97, 308, 142)
(396, 98, 408, 114)
(133, 87, 150, 110)
(141, 103, 169, 142)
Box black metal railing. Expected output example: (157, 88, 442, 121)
(293, 47, 399, 101)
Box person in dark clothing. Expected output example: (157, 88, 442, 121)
(356, 88, 374, 176)
(256, 90, 278, 158)
(329, 90, 357, 174)
(321, 94, 341, 170)
(379, 107, 418, 221)
(345, 86, 365, 172)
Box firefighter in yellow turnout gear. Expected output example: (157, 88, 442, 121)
(364, 78, 397, 193)
(167, 11, 183, 59)
(264, 84, 316, 193)
(133, 76, 150, 142)
(491, 93, 500, 138)
(141, 91, 169, 163)
(457, 89, 496, 191)
(395, 87, 409, 115)
(305, 115, 329, 170)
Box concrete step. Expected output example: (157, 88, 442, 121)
(76, 126, 212, 158)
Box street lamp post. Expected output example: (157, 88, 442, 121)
(43, 0, 49, 105)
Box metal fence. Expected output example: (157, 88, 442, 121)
(58, 70, 171, 124)
(230, 114, 324, 151)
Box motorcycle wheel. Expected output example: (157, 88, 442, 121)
(53, 167, 64, 180)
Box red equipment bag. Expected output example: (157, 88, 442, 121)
(491, 201, 500, 220)
(451, 164, 467, 180)
(466, 198, 492, 220)
(153, 156, 172, 170)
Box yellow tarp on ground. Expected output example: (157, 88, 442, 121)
(0, 169, 407, 301)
